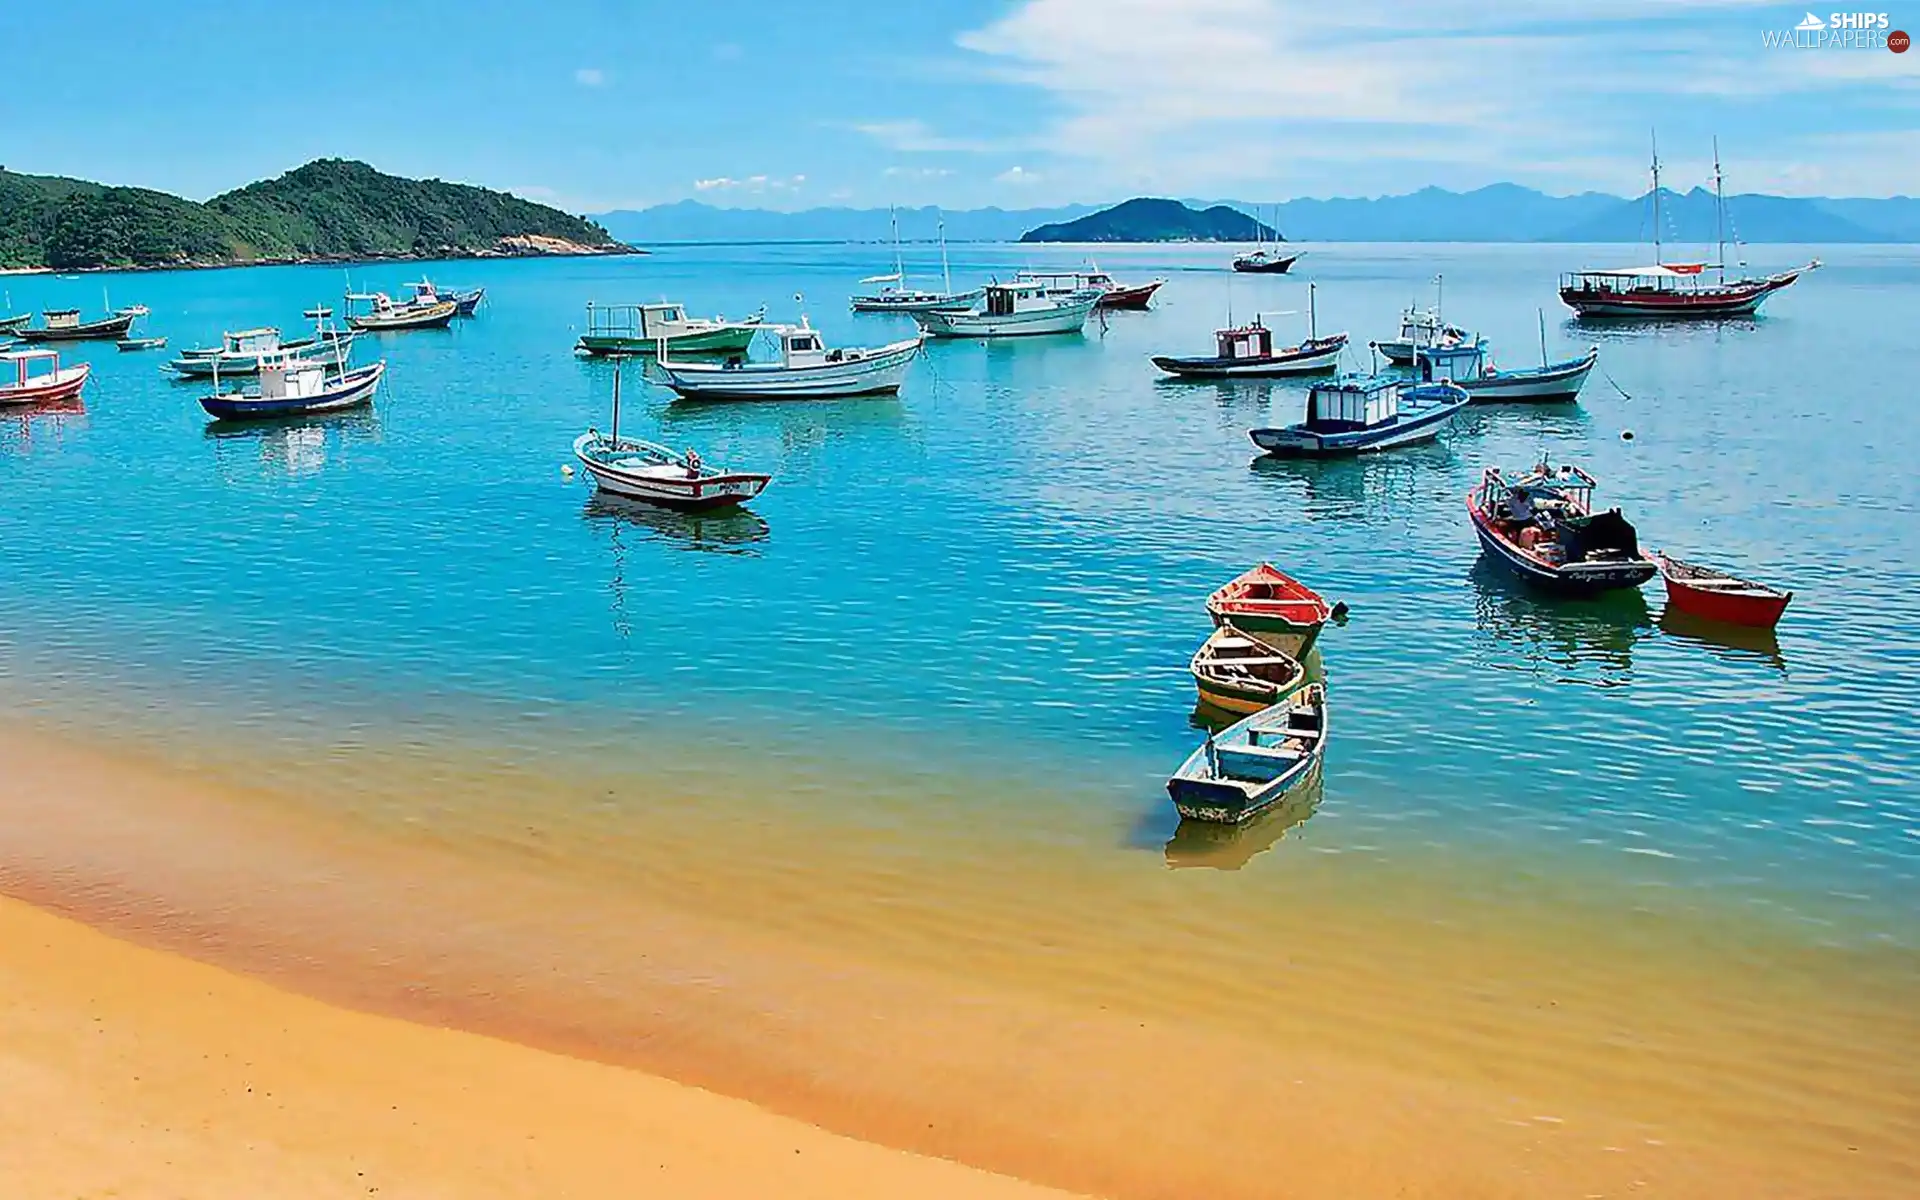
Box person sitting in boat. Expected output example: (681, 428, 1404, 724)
(684, 448, 702, 478)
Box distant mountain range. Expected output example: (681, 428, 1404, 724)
(595, 185, 1920, 245)
(1019, 198, 1274, 243)
(0, 160, 627, 271)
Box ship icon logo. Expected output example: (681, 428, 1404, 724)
(1795, 12, 1827, 30)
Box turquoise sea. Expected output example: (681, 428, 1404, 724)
(2, 241, 1916, 947)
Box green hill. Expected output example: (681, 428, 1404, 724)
(1019, 197, 1276, 243)
(0, 159, 627, 270)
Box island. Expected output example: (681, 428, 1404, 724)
(0, 159, 633, 271)
(1019, 197, 1277, 243)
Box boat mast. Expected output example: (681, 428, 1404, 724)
(1308, 281, 1317, 341)
(610, 357, 622, 447)
(1650, 130, 1663, 266)
(890, 206, 904, 287)
(938, 209, 953, 297)
(1713, 136, 1726, 285)
(1538, 308, 1548, 368)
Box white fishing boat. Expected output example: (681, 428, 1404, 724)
(850, 209, 981, 313)
(1417, 316, 1597, 404)
(1249, 375, 1468, 457)
(911, 280, 1100, 338)
(656, 320, 922, 400)
(1373, 275, 1474, 364)
(573, 361, 771, 509)
(167, 323, 356, 378)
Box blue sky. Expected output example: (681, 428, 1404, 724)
(2, 1, 1914, 211)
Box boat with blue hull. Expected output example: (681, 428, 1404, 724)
(199, 352, 385, 421)
(1467, 461, 1657, 593)
(1167, 683, 1327, 823)
(1249, 375, 1467, 457)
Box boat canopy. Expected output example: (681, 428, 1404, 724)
(1572, 264, 1707, 278)
(1307, 376, 1399, 432)
(859, 273, 901, 285)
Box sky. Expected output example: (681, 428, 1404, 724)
(1, 0, 1914, 212)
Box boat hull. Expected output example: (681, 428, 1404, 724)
(1250, 397, 1464, 457)
(574, 436, 770, 510)
(168, 338, 355, 378)
(0, 315, 30, 334)
(346, 301, 457, 331)
(1096, 281, 1163, 310)
(0, 363, 91, 407)
(199, 363, 384, 421)
(913, 296, 1097, 338)
(850, 289, 981, 314)
(19, 313, 137, 342)
(659, 340, 920, 400)
(1655, 556, 1791, 628)
(1458, 351, 1596, 403)
(576, 326, 760, 357)
(1232, 255, 1298, 275)
(1167, 690, 1327, 824)
(1560, 272, 1803, 320)
(1154, 338, 1345, 378)
(1375, 339, 1417, 365)
(1466, 495, 1656, 594)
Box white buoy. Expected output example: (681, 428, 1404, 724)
(560, 464, 575, 477)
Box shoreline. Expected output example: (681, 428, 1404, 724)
(0, 242, 646, 279)
(3, 716, 1913, 1198)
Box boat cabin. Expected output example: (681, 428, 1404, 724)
(1559, 264, 1710, 297)
(585, 303, 696, 341)
(1305, 375, 1406, 432)
(248, 352, 330, 400)
(1416, 339, 1487, 384)
(223, 327, 285, 356)
(775, 324, 831, 367)
(3, 348, 64, 388)
(40, 310, 83, 331)
(983, 281, 1055, 317)
(1214, 322, 1274, 361)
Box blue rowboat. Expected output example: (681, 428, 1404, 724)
(1167, 683, 1327, 824)
(1249, 375, 1467, 456)
(199, 357, 385, 421)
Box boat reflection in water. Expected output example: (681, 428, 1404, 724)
(202, 407, 381, 479)
(2, 394, 86, 454)
(1658, 604, 1788, 674)
(1164, 761, 1325, 871)
(1468, 558, 1651, 686)
(1249, 448, 1435, 524)
(581, 491, 771, 556)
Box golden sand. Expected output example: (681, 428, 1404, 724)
(2, 719, 1916, 1198)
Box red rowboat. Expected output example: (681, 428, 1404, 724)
(0, 349, 90, 407)
(1205, 564, 1335, 654)
(1095, 278, 1164, 310)
(1654, 554, 1791, 629)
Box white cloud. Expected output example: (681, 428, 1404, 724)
(574, 67, 606, 87)
(693, 174, 807, 193)
(995, 166, 1040, 185)
(853, 119, 1024, 154)
(883, 166, 955, 179)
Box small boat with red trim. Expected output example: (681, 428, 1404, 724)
(1017, 269, 1164, 311)
(1653, 554, 1791, 629)
(572, 360, 770, 510)
(1154, 283, 1346, 378)
(1167, 683, 1327, 824)
(1205, 564, 1337, 654)
(1467, 460, 1656, 593)
(0, 348, 91, 407)
(1190, 623, 1310, 716)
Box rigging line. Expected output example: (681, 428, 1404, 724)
(1601, 366, 1632, 401)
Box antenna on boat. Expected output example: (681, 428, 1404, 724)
(1649, 128, 1663, 267)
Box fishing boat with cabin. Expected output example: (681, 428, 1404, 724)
(198, 349, 385, 421)
(0, 293, 29, 335)
(575, 302, 765, 357)
(406, 279, 486, 316)
(1190, 624, 1310, 715)
(117, 336, 168, 352)
(1653, 554, 1792, 629)
(1249, 374, 1468, 457)
(1467, 460, 1657, 593)
(0, 349, 90, 407)
(344, 289, 457, 331)
(1416, 315, 1597, 403)
(572, 361, 771, 509)
(911, 279, 1101, 338)
(1015, 269, 1165, 311)
(655, 320, 922, 401)
(168, 322, 356, 378)
(1205, 564, 1337, 655)
(1153, 281, 1347, 378)
(1560, 136, 1817, 319)
(1166, 683, 1328, 824)
(17, 307, 137, 342)
(850, 209, 983, 313)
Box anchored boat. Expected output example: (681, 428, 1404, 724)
(573, 361, 770, 509)
(0, 349, 91, 407)
(17, 308, 137, 342)
(1467, 461, 1657, 593)
(1416, 322, 1597, 403)
(405, 279, 485, 316)
(1230, 207, 1296, 273)
(911, 280, 1100, 338)
(117, 336, 168, 352)
(575, 302, 764, 357)
(1249, 374, 1468, 456)
(1167, 683, 1328, 824)
(851, 209, 982, 313)
(1154, 281, 1346, 378)
(344, 289, 457, 331)
(656, 320, 922, 401)
(1561, 136, 1816, 320)
(1016, 269, 1165, 311)
(198, 350, 385, 421)
(1654, 554, 1792, 629)
(1205, 564, 1336, 655)
(167, 322, 356, 378)
(1190, 624, 1310, 716)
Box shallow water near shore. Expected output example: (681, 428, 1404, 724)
(3, 243, 1917, 1194)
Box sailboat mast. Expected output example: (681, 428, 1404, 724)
(1650, 130, 1663, 266)
(1538, 308, 1548, 368)
(939, 210, 952, 296)
(610, 358, 622, 447)
(890, 206, 904, 285)
(1308, 281, 1317, 340)
(1713, 136, 1726, 285)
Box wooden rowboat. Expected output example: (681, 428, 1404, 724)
(1654, 553, 1791, 628)
(0, 349, 90, 407)
(1205, 564, 1335, 655)
(1190, 624, 1309, 715)
(1167, 683, 1328, 824)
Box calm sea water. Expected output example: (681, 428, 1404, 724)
(2, 243, 1916, 947)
